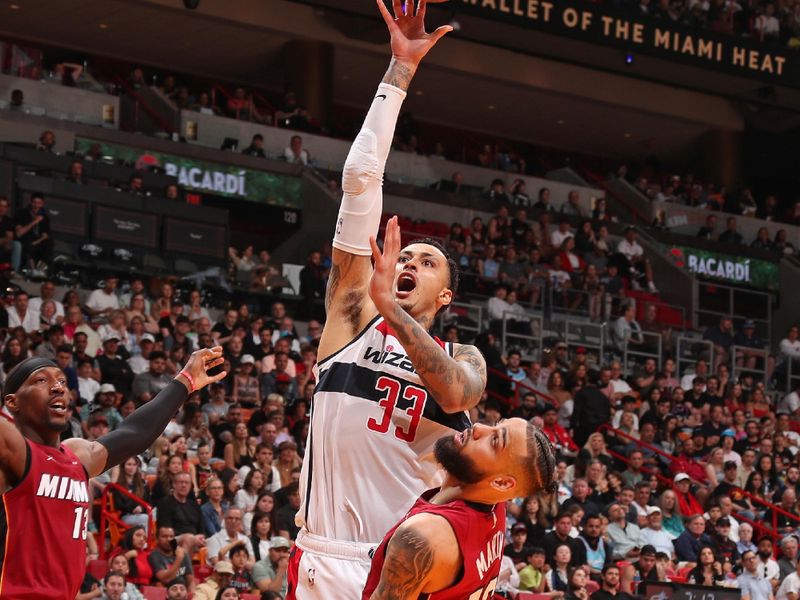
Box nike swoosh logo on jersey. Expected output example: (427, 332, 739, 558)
(375, 94, 387, 101)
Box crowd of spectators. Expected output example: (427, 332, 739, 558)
(615, 0, 800, 49)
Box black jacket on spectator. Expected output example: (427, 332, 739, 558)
(542, 531, 587, 569)
(156, 495, 203, 536)
(96, 354, 134, 395)
(570, 384, 611, 446)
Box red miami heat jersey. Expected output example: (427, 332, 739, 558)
(362, 489, 507, 600)
(0, 439, 90, 599)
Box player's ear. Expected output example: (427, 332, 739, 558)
(489, 474, 516, 493)
(437, 287, 453, 307)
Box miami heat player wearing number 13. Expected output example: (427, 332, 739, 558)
(0, 349, 226, 599)
(287, 1, 485, 599)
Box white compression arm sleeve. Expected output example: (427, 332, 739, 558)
(333, 82, 406, 256)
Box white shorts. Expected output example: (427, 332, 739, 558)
(287, 529, 375, 600)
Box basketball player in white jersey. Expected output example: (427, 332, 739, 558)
(287, 1, 487, 598)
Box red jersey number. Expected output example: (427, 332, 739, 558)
(467, 577, 498, 600)
(366, 376, 427, 442)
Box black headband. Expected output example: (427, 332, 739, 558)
(4, 358, 58, 397)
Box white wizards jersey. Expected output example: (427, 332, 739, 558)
(296, 315, 472, 544)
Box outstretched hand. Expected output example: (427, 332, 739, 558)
(376, 0, 452, 67)
(178, 346, 227, 392)
(369, 215, 402, 314)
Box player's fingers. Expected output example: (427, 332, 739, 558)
(430, 24, 453, 43)
(369, 235, 382, 263)
(205, 357, 225, 370)
(417, 0, 426, 19)
(377, 0, 399, 28)
(389, 0, 403, 20)
(208, 370, 228, 384)
(388, 216, 400, 252)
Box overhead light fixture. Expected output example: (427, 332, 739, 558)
(98, 23, 108, 29)
(487, 104, 495, 110)
(9, 4, 20, 9)
(557, 119, 565, 125)
(415, 90, 424, 96)
(624, 132, 632, 138)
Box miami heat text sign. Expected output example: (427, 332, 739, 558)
(459, 0, 794, 84)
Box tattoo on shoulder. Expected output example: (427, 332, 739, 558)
(381, 58, 415, 91)
(373, 527, 434, 599)
(325, 256, 363, 331)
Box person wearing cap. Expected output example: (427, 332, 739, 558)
(80, 383, 123, 432)
(641, 506, 675, 557)
(192, 559, 234, 600)
(735, 319, 770, 374)
(127, 333, 157, 375)
(635, 545, 663, 585)
(253, 536, 290, 596)
(711, 516, 739, 564)
(85, 275, 120, 320)
(132, 351, 172, 403)
(232, 354, 261, 408)
(166, 581, 189, 600)
(96, 332, 134, 396)
(673, 472, 704, 516)
(721, 429, 742, 465)
(261, 352, 297, 402)
(506, 522, 534, 571)
(165, 315, 196, 357)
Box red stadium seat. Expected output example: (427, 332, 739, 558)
(142, 586, 167, 600)
(87, 558, 107, 581)
(516, 594, 554, 600)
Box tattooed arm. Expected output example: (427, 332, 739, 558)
(370, 513, 460, 600)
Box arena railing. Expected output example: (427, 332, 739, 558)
(98, 483, 155, 558)
(730, 345, 770, 388)
(501, 310, 543, 361)
(787, 358, 800, 394)
(596, 424, 800, 550)
(694, 281, 772, 347)
(675, 336, 714, 381)
(562, 320, 606, 366)
(210, 84, 274, 125)
(436, 301, 484, 344)
(622, 331, 662, 376)
(112, 75, 175, 136)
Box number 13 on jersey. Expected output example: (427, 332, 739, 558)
(367, 376, 427, 442)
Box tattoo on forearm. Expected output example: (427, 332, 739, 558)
(325, 255, 364, 331)
(388, 304, 486, 408)
(372, 528, 434, 599)
(381, 58, 416, 91)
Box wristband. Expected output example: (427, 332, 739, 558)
(179, 370, 196, 393)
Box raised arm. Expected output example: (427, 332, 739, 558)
(370, 512, 460, 600)
(65, 347, 227, 477)
(369, 217, 486, 413)
(318, 0, 451, 361)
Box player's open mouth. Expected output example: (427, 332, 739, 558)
(395, 272, 417, 299)
(48, 397, 67, 416)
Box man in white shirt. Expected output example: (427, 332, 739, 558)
(777, 559, 800, 600)
(550, 218, 573, 249)
(27, 280, 64, 318)
(205, 507, 254, 567)
(86, 276, 120, 320)
(617, 226, 657, 293)
(754, 3, 780, 39)
(7, 290, 39, 333)
(283, 134, 309, 166)
(641, 507, 676, 556)
(755, 536, 782, 590)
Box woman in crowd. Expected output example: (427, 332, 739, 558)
(249, 511, 274, 562)
(1, 336, 28, 382)
(97, 310, 130, 353)
(150, 454, 186, 505)
(687, 546, 725, 586)
(151, 281, 175, 319)
(113, 525, 152, 588)
(658, 415, 680, 454)
(565, 566, 590, 600)
(112, 456, 151, 532)
(244, 491, 276, 535)
(705, 447, 726, 488)
(274, 440, 302, 488)
(547, 371, 572, 409)
(746, 388, 772, 418)
(232, 355, 261, 408)
(519, 494, 548, 539)
(219, 468, 241, 505)
(224, 422, 257, 470)
(214, 586, 240, 600)
(124, 293, 158, 333)
(39, 300, 61, 327)
(658, 489, 684, 538)
(744, 471, 767, 519)
(108, 553, 145, 600)
(201, 476, 229, 537)
(234, 468, 265, 513)
(545, 544, 572, 594)
(755, 454, 780, 503)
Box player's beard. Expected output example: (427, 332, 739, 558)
(434, 435, 484, 484)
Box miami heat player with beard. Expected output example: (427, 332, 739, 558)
(363, 418, 557, 599)
(288, 1, 488, 598)
(0, 349, 226, 599)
